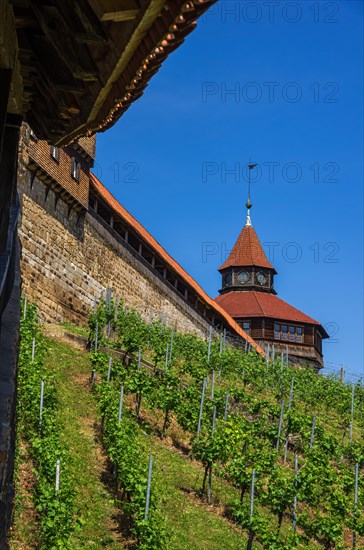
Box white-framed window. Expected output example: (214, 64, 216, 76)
(71, 158, 81, 181)
(50, 145, 60, 162)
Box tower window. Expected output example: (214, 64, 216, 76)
(50, 145, 60, 162)
(274, 323, 304, 343)
(71, 158, 81, 181)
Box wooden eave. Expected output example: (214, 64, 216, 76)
(3, 0, 216, 144)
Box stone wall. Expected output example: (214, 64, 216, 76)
(18, 166, 215, 338)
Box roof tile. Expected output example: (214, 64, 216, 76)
(214, 291, 329, 337)
(219, 225, 276, 272)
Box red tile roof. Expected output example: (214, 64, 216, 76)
(219, 225, 276, 272)
(214, 291, 328, 337)
(89, 173, 265, 356)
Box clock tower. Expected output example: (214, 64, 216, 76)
(214, 165, 329, 371)
(219, 201, 277, 295)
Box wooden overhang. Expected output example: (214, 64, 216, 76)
(2, 0, 216, 145)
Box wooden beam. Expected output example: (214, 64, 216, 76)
(0, 116, 22, 253)
(29, 5, 99, 81)
(92, 0, 140, 22)
(0, 69, 12, 161)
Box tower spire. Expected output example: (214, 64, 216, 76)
(246, 163, 257, 227)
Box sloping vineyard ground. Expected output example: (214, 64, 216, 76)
(11, 298, 364, 549)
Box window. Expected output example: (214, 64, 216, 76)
(274, 323, 304, 343)
(241, 321, 251, 335)
(50, 145, 60, 162)
(71, 158, 81, 181)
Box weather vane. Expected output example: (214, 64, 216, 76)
(246, 162, 257, 226)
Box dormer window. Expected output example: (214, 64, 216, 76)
(50, 145, 60, 162)
(71, 158, 81, 181)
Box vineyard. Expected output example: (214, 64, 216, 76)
(11, 297, 364, 549)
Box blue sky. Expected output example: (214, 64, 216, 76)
(95, 0, 363, 377)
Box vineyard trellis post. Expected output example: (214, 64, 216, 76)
(165, 343, 169, 367)
(39, 380, 44, 427)
(55, 459, 60, 492)
(207, 406, 217, 504)
(350, 384, 355, 444)
(197, 377, 207, 438)
(247, 469, 256, 550)
(207, 326, 212, 363)
(284, 377, 295, 463)
(309, 414, 316, 448)
(223, 392, 229, 421)
(107, 357, 112, 383)
(276, 400, 285, 452)
(293, 454, 298, 533)
(118, 386, 124, 424)
(95, 322, 98, 351)
(340, 366, 345, 383)
(211, 370, 215, 400)
(169, 329, 174, 362)
(31, 337, 35, 361)
(144, 455, 153, 521)
(23, 295, 27, 319)
(352, 462, 359, 549)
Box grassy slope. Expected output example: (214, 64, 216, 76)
(17, 337, 251, 549)
(12, 334, 362, 549)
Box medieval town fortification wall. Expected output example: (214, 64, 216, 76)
(18, 166, 212, 338)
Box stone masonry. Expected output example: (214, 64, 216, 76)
(18, 167, 216, 338)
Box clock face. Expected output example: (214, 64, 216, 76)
(224, 272, 232, 286)
(237, 271, 250, 284)
(256, 272, 267, 285)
